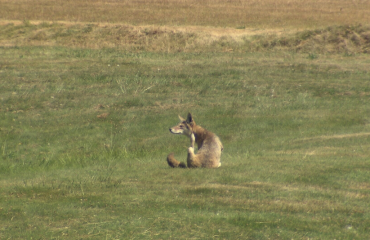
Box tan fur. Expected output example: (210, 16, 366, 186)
(167, 113, 223, 168)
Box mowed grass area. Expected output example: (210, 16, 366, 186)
(1, 46, 370, 239)
(1, 0, 370, 28)
(1, 0, 370, 239)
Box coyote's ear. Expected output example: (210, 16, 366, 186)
(186, 113, 194, 124)
(178, 115, 185, 122)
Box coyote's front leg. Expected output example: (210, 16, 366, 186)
(187, 133, 201, 168)
(190, 132, 195, 149)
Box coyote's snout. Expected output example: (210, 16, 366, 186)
(167, 113, 223, 168)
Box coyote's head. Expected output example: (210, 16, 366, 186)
(169, 113, 196, 137)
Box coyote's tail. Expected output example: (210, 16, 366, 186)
(167, 153, 187, 168)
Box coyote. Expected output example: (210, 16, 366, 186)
(167, 113, 223, 168)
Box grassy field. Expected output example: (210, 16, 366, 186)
(1, 1, 370, 239)
(1, 0, 370, 28)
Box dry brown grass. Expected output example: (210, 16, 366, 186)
(1, 0, 370, 53)
(1, 21, 369, 53)
(1, 0, 369, 29)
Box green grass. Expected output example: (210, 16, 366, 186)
(1, 46, 370, 239)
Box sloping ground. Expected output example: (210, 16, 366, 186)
(1, 21, 369, 53)
(273, 25, 370, 54)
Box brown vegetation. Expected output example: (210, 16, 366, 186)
(1, 0, 370, 53)
(1, 0, 369, 29)
(1, 21, 369, 53)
